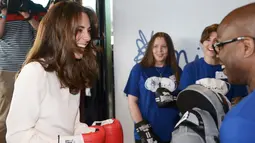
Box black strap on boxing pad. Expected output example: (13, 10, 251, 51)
(175, 110, 206, 142)
(214, 93, 229, 114)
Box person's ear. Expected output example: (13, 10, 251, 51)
(243, 37, 255, 58)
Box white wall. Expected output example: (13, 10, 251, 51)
(31, 0, 49, 7)
(113, 0, 254, 142)
(82, 0, 96, 10)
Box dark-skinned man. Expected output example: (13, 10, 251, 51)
(213, 2, 255, 143)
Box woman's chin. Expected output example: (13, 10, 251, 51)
(74, 53, 84, 60)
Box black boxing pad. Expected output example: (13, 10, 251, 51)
(177, 84, 228, 128)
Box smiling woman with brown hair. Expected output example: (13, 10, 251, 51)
(6, 1, 99, 143)
(125, 32, 181, 143)
(179, 23, 248, 102)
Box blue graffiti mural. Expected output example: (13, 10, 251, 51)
(134, 30, 154, 63)
(134, 30, 200, 66)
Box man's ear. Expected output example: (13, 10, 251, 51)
(243, 37, 255, 58)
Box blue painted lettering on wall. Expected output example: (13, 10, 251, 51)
(134, 30, 200, 66)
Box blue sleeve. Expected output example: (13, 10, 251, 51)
(178, 64, 195, 90)
(124, 64, 141, 97)
(231, 84, 248, 98)
(220, 117, 255, 143)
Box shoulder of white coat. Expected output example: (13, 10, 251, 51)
(22, 62, 46, 74)
(17, 62, 47, 83)
(14, 62, 48, 101)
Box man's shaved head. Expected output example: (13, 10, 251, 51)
(216, 2, 255, 90)
(218, 3, 255, 40)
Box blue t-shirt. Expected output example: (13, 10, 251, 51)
(124, 64, 180, 142)
(220, 90, 255, 143)
(179, 58, 247, 100)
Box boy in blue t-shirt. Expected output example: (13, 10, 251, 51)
(179, 24, 247, 101)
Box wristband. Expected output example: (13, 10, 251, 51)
(0, 13, 6, 19)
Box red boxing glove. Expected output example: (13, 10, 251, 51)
(82, 125, 105, 143)
(93, 119, 123, 143)
(58, 126, 105, 143)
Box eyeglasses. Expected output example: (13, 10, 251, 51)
(212, 36, 255, 54)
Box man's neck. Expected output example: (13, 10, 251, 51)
(248, 75, 255, 94)
(247, 65, 255, 93)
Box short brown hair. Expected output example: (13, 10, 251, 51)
(140, 32, 181, 83)
(200, 24, 219, 44)
(19, 1, 99, 94)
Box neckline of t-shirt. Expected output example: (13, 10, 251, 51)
(202, 58, 221, 68)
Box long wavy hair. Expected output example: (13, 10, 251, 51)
(140, 32, 180, 83)
(17, 1, 99, 94)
